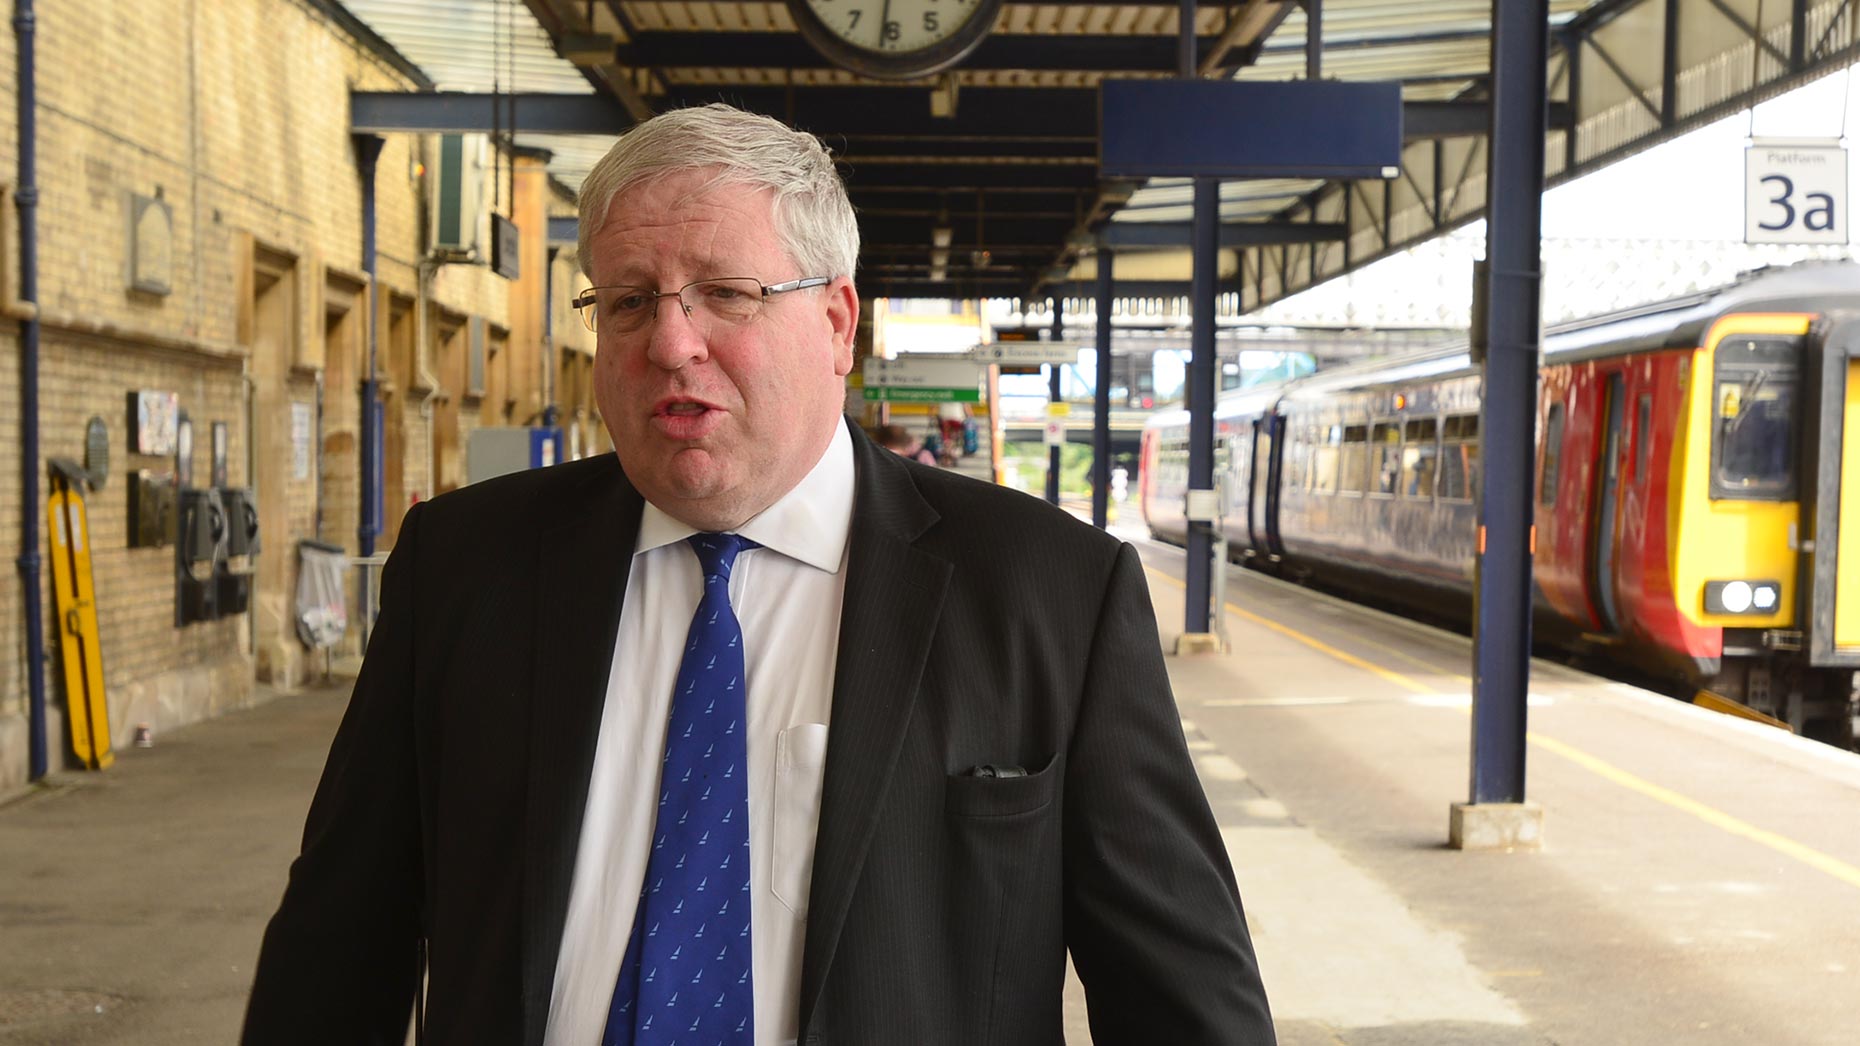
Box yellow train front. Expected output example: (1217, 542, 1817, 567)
(1140, 261, 1860, 747)
(1534, 263, 1860, 744)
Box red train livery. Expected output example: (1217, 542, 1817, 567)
(1143, 261, 1860, 745)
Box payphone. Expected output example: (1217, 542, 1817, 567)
(215, 487, 259, 615)
(176, 487, 226, 626)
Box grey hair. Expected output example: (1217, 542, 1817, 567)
(576, 103, 859, 283)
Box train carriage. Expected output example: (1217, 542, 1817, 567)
(1141, 261, 1860, 745)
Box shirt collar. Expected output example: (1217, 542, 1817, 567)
(634, 419, 855, 574)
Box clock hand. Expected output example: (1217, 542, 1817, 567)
(878, 0, 892, 48)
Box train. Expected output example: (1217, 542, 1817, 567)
(1141, 260, 1860, 746)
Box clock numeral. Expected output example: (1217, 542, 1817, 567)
(923, 10, 939, 31)
(883, 19, 901, 42)
(846, 8, 860, 27)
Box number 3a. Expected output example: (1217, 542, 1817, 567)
(1760, 173, 1839, 232)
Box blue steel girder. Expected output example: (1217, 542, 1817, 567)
(350, 90, 1560, 147)
(1231, 0, 1860, 314)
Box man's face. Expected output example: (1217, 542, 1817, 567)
(587, 169, 858, 530)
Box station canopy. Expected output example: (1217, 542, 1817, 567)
(340, 0, 1860, 313)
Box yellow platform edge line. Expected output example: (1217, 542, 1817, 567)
(1142, 562, 1860, 893)
(1527, 732, 1860, 891)
(1144, 566, 1434, 694)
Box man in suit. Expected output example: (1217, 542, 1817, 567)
(244, 104, 1273, 1045)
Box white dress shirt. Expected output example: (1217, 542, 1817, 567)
(543, 422, 854, 1046)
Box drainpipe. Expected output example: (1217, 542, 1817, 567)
(242, 368, 257, 655)
(541, 247, 558, 429)
(14, 0, 47, 781)
(414, 258, 434, 500)
(354, 135, 385, 618)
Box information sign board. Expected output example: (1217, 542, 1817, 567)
(1746, 139, 1848, 245)
(862, 356, 982, 403)
(973, 343, 1080, 366)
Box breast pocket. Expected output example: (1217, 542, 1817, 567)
(772, 723, 829, 917)
(943, 752, 1063, 819)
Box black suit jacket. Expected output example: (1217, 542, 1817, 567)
(244, 420, 1273, 1045)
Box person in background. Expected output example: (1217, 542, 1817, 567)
(936, 399, 971, 461)
(243, 102, 1274, 1046)
(876, 423, 937, 466)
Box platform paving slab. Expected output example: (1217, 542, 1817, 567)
(0, 682, 344, 1046)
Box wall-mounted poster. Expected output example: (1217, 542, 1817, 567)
(128, 390, 179, 456)
(211, 422, 228, 488)
(175, 412, 193, 488)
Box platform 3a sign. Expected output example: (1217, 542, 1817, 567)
(1746, 139, 1848, 245)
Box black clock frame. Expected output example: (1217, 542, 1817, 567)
(786, 0, 1005, 81)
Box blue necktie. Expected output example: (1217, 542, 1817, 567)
(605, 533, 760, 1046)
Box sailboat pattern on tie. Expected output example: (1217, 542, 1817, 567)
(604, 533, 760, 1046)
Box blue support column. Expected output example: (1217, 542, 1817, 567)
(1046, 296, 1063, 506)
(15, 0, 47, 780)
(1306, 0, 1322, 80)
(354, 134, 386, 618)
(1470, 0, 1548, 807)
(1184, 176, 1218, 636)
(1092, 253, 1114, 528)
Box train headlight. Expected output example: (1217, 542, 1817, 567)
(1704, 580, 1782, 616)
(1721, 581, 1754, 613)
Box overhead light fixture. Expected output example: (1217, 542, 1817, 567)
(558, 32, 615, 66)
(932, 225, 952, 249)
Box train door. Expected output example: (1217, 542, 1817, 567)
(1249, 416, 1275, 554)
(1263, 413, 1286, 555)
(1589, 373, 1627, 632)
(1804, 316, 1860, 676)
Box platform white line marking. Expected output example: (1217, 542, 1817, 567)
(1195, 754, 1248, 782)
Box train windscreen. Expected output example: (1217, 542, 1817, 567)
(1712, 336, 1802, 500)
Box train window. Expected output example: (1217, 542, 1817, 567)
(1371, 421, 1402, 495)
(1540, 404, 1566, 506)
(1439, 413, 1480, 501)
(1636, 395, 1652, 483)
(1313, 425, 1342, 494)
(1282, 427, 1306, 490)
(1712, 336, 1801, 500)
(1339, 424, 1369, 494)
(1401, 418, 1439, 498)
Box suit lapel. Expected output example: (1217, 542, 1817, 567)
(799, 424, 951, 1035)
(519, 460, 642, 1046)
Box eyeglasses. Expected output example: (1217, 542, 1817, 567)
(571, 276, 831, 335)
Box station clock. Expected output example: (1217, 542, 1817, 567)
(787, 0, 1005, 81)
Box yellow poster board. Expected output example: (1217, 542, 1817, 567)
(47, 476, 112, 770)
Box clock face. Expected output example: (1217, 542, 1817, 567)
(791, 0, 1002, 80)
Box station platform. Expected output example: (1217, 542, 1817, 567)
(2, 530, 1858, 1044)
(1129, 528, 1860, 1046)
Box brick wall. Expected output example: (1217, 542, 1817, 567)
(0, 0, 581, 788)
